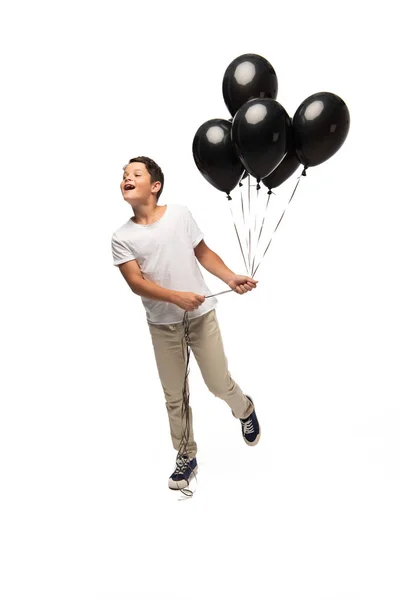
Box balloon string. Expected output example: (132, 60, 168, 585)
(251, 180, 260, 275)
(174, 311, 197, 499)
(176, 288, 233, 499)
(241, 179, 250, 262)
(251, 188, 274, 275)
(227, 194, 250, 274)
(248, 174, 252, 273)
(239, 178, 247, 245)
(239, 174, 250, 262)
(252, 168, 307, 278)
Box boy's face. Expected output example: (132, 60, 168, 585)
(121, 162, 160, 204)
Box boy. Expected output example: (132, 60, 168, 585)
(111, 156, 260, 490)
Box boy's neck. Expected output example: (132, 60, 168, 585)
(132, 201, 163, 225)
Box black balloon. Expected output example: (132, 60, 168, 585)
(231, 98, 290, 180)
(223, 54, 278, 117)
(293, 92, 350, 167)
(262, 149, 301, 189)
(262, 121, 301, 189)
(192, 119, 244, 194)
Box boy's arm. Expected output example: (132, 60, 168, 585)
(194, 240, 236, 285)
(118, 259, 178, 304)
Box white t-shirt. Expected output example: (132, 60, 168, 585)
(111, 203, 218, 324)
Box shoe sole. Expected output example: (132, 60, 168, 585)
(168, 465, 198, 490)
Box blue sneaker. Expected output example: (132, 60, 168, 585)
(240, 395, 261, 446)
(168, 454, 198, 490)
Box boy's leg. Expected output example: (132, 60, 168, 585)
(188, 310, 253, 420)
(147, 321, 197, 459)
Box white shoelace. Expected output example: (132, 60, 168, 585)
(174, 456, 191, 475)
(241, 417, 255, 435)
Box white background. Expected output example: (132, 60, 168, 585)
(1, 1, 399, 599)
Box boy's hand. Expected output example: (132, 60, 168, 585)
(227, 275, 258, 294)
(173, 291, 206, 311)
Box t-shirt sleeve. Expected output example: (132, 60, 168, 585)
(111, 232, 137, 266)
(185, 207, 204, 249)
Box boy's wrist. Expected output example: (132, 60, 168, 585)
(224, 273, 236, 286)
(169, 291, 179, 305)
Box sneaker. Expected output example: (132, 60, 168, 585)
(168, 454, 198, 490)
(240, 395, 261, 446)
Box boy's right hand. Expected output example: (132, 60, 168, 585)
(172, 291, 206, 311)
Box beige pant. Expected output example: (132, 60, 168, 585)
(147, 308, 253, 459)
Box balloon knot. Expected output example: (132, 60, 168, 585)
(239, 172, 247, 186)
(227, 194, 232, 201)
(302, 168, 307, 176)
(256, 179, 261, 191)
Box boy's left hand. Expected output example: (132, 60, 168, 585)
(227, 275, 258, 294)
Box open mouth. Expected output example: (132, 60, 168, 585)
(124, 185, 135, 191)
